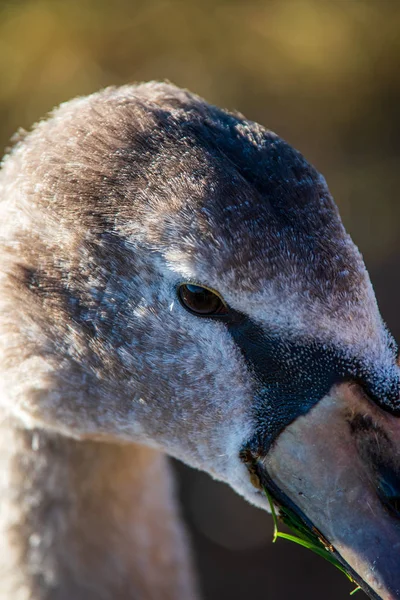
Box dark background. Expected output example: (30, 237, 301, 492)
(1, 1, 399, 598)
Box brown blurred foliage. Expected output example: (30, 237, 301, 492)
(0, 1, 399, 599)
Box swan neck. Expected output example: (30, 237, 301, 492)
(0, 419, 199, 600)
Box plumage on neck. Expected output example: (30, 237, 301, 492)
(0, 417, 199, 600)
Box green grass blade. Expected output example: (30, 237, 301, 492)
(350, 587, 362, 596)
(264, 487, 360, 593)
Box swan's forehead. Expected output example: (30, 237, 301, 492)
(111, 116, 380, 351)
(153, 157, 383, 358)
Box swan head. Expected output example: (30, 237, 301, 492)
(0, 82, 399, 599)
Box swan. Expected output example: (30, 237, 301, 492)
(0, 81, 399, 600)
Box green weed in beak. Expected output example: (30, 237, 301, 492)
(264, 487, 361, 596)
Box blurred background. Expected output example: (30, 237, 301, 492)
(0, 0, 399, 598)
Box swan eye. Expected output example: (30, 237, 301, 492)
(178, 284, 229, 316)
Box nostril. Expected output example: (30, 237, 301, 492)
(376, 466, 400, 518)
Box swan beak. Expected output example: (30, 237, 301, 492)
(257, 382, 400, 600)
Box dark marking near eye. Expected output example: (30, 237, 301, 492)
(177, 283, 399, 449)
(226, 312, 400, 452)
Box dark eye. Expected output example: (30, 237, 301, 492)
(178, 283, 229, 316)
